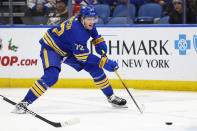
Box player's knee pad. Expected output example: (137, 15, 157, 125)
(41, 67, 60, 87)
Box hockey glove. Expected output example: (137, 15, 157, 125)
(99, 57, 119, 72)
(91, 35, 107, 55)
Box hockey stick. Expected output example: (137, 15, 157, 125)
(101, 50, 144, 114)
(0, 95, 80, 127)
(112, 69, 144, 114)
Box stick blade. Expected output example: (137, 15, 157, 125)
(60, 117, 80, 127)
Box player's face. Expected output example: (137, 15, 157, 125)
(83, 17, 96, 30)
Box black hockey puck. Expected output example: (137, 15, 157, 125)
(165, 122, 173, 125)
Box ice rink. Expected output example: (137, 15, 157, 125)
(1, 88, 197, 131)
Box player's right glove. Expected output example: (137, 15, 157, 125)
(99, 57, 119, 72)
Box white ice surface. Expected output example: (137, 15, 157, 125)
(0, 88, 197, 131)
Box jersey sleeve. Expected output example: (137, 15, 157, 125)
(90, 24, 99, 39)
(90, 24, 106, 47)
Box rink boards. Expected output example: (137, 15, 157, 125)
(0, 25, 197, 91)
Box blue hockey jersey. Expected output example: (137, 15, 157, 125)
(39, 15, 100, 62)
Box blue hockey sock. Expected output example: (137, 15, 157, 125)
(25, 80, 48, 104)
(24, 67, 59, 104)
(94, 73, 113, 96)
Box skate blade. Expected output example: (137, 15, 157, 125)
(111, 104, 128, 108)
(11, 108, 26, 114)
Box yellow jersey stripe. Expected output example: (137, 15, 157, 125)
(46, 32, 62, 53)
(75, 55, 88, 60)
(100, 82, 110, 89)
(32, 84, 43, 95)
(44, 34, 63, 56)
(35, 81, 46, 93)
(46, 32, 67, 56)
(43, 48, 49, 68)
(96, 78, 108, 86)
(74, 53, 89, 61)
(30, 87, 40, 98)
(74, 52, 90, 57)
(96, 80, 109, 87)
(42, 37, 50, 46)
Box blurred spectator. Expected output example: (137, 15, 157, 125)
(73, 3, 81, 15)
(163, 0, 173, 16)
(46, 0, 68, 25)
(72, 0, 95, 16)
(164, 0, 196, 16)
(27, 0, 56, 10)
(190, 0, 197, 15)
(26, 0, 55, 16)
(72, 0, 81, 16)
(169, 0, 196, 24)
(22, 0, 56, 24)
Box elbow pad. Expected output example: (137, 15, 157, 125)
(91, 35, 105, 46)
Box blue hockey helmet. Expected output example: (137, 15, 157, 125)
(80, 5, 97, 18)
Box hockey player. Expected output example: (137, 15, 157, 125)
(13, 5, 127, 114)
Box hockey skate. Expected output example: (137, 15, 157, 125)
(12, 99, 29, 114)
(107, 94, 128, 108)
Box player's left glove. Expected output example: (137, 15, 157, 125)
(99, 57, 119, 72)
(91, 35, 107, 55)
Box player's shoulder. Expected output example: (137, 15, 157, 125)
(70, 17, 85, 33)
(71, 16, 83, 29)
(62, 15, 80, 30)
